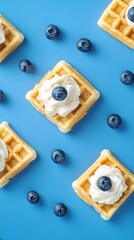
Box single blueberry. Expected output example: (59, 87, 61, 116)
(45, 24, 60, 40)
(107, 114, 122, 128)
(51, 149, 66, 164)
(97, 176, 112, 191)
(54, 203, 67, 217)
(52, 86, 67, 101)
(0, 90, 5, 101)
(128, 6, 134, 22)
(27, 191, 39, 204)
(121, 70, 134, 85)
(19, 59, 32, 73)
(77, 38, 92, 52)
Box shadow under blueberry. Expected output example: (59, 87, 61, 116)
(0, 94, 9, 105)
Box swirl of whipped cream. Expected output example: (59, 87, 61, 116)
(0, 139, 8, 172)
(89, 165, 128, 205)
(0, 21, 5, 44)
(37, 75, 81, 117)
(126, 1, 134, 27)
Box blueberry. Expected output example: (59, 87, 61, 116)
(27, 191, 39, 204)
(120, 70, 134, 85)
(127, 7, 134, 22)
(19, 59, 32, 73)
(54, 203, 67, 217)
(107, 114, 122, 128)
(52, 86, 67, 101)
(0, 90, 4, 101)
(97, 176, 112, 191)
(45, 24, 60, 40)
(77, 38, 92, 52)
(51, 149, 66, 164)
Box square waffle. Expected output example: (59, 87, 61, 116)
(98, 0, 134, 49)
(0, 14, 24, 62)
(0, 122, 37, 187)
(72, 149, 134, 220)
(26, 60, 100, 133)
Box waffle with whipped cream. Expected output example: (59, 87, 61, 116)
(98, 0, 134, 49)
(72, 149, 134, 220)
(0, 15, 24, 62)
(0, 122, 37, 187)
(26, 60, 100, 133)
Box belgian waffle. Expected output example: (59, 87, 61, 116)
(72, 149, 134, 220)
(26, 61, 100, 133)
(0, 122, 37, 187)
(0, 15, 24, 62)
(98, 0, 134, 49)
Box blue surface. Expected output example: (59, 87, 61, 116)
(0, 0, 134, 239)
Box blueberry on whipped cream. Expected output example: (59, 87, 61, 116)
(126, 1, 134, 27)
(52, 86, 67, 101)
(97, 176, 112, 191)
(0, 139, 8, 172)
(37, 75, 81, 117)
(0, 20, 5, 44)
(89, 165, 128, 205)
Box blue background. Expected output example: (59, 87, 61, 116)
(0, 0, 134, 239)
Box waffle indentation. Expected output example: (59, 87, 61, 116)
(105, 14, 117, 26)
(7, 156, 19, 168)
(0, 168, 8, 179)
(121, 0, 131, 4)
(80, 179, 90, 193)
(126, 29, 134, 40)
(100, 204, 115, 213)
(16, 147, 29, 159)
(112, 2, 126, 16)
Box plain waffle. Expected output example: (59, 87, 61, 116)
(26, 60, 100, 133)
(0, 122, 37, 187)
(72, 149, 134, 220)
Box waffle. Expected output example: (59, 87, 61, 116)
(26, 61, 100, 133)
(0, 122, 37, 187)
(98, 0, 134, 49)
(72, 149, 134, 220)
(0, 15, 24, 62)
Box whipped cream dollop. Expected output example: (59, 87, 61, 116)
(0, 139, 8, 172)
(37, 75, 81, 117)
(0, 21, 5, 44)
(126, 1, 134, 27)
(89, 165, 128, 205)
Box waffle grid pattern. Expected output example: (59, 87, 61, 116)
(98, 0, 134, 49)
(0, 15, 24, 62)
(0, 122, 36, 187)
(72, 150, 134, 220)
(26, 61, 100, 133)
